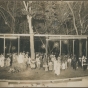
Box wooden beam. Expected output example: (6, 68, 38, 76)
(0, 34, 87, 38)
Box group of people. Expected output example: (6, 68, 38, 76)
(0, 52, 88, 75)
(0, 54, 11, 67)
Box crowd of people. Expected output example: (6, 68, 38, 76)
(0, 52, 88, 75)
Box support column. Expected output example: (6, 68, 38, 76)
(18, 36, 20, 55)
(73, 39, 74, 56)
(46, 37, 48, 59)
(60, 39, 61, 56)
(4, 35, 5, 56)
(86, 39, 87, 57)
(79, 39, 82, 57)
(87, 37, 88, 59)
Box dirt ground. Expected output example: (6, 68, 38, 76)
(0, 66, 88, 80)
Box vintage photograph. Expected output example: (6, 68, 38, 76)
(0, 0, 88, 87)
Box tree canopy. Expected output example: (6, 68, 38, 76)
(0, 1, 88, 35)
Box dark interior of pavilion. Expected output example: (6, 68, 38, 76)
(0, 37, 86, 58)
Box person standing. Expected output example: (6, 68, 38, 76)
(73, 56, 77, 70)
(36, 56, 41, 69)
(30, 59, 36, 69)
(82, 56, 87, 71)
(53, 58, 57, 71)
(44, 62, 48, 71)
(82, 55, 84, 68)
(62, 62, 65, 70)
(1, 54, 5, 67)
(6, 57, 11, 67)
(17, 53, 23, 64)
(78, 56, 82, 68)
(48, 60, 53, 71)
(55, 60, 60, 75)
(27, 56, 31, 68)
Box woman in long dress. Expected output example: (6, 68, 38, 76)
(27, 56, 31, 67)
(44, 63, 48, 71)
(6, 57, 11, 66)
(48, 60, 53, 71)
(55, 60, 60, 75)
(17, 53, 23, 64)
(53, 58, 57, 71)
(36, 56, 40, 69)
(1, 55, 5, 67)
(30, 59, 36, 69)
(62, 62, 65, 70)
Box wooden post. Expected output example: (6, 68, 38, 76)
(4, 35, 5, 56)
(46, 37, 48, 59)
(86, 39, 87, 57)
(79, 39, 82, 56)
(60, 39, 61, 56)
(87, 37, 88, 59)
(73, 39, 74, 56)
(18, 36, 20, 55)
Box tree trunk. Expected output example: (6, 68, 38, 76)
(78, 1, 83, 35)
(27, 15, 35, 59)
(67, 2, 78, 35)
(23, 1, 35, 59)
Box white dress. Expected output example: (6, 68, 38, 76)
(54, 60, 57, 71)
(28, 57, 31, 65)
(1, 56, 5, 67)
(7, 58, 11, 66)
(17, 54, 23, 63)
(62, 62, 65, 70)
(55, 61, 60, 75)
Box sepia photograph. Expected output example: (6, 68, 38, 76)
(0, 0, 88, 87)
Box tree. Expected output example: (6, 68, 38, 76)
(0, 1, 23, 53)
(1, 1, 88, 56)
(23, 1, 35, 59)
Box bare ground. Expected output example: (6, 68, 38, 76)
(0, 67, 88, 80)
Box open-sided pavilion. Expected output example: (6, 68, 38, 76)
(0, 34, 88, 58)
